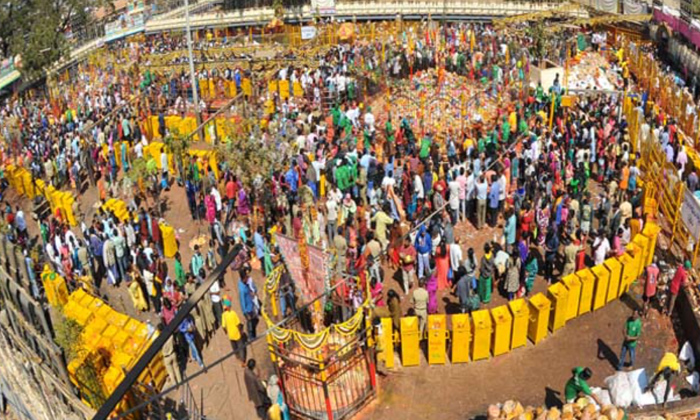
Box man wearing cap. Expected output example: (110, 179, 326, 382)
(565, 367, 601, 405)
(221, 298, 246, 366)
(667, 260, 691, 316)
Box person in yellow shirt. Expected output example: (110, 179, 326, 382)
(221, 297, 246, 366)
(645, 352, 681, 406)
(127, 277, 148, 312)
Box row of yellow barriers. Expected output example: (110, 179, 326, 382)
(100, 198, 178, 258)
(3, 163, 78, 226)
(142, 141, 219, 180)
(378, 223, 660, 367)
(62, 288, 167, 410)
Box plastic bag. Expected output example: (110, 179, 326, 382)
(626, 368, 649, 407)
(651, 380, 676, 404)
(679, 341, 695, 370)
(686, 372, 700, 393)
(604, 372, 634, 408)
(591, 387, 612, 407)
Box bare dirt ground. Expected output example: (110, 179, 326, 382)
(11, 173, 683, 420)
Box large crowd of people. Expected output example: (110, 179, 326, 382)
(0, 20, 698, 419)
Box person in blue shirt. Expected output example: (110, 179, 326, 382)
(253, 227, 267, 274)
(238, 267, 258, 339)
(487, 174, 501, 227)
(414, 225, 432, 279)
(285, 162, 299, 195)
(179, 315, 204, 368)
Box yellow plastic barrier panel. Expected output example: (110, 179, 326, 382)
(491, 305, 513, 356)
(509, 299, 529, 350)
(427, 314, 447, 365)
(528, 293, 551, 344)
(242, 78, 252, 96)
(561, 274, 582, 321)
(279, 80, 290, 99)
(629, 237, 648, 279)
(618, 253, 635, 297)
(576, 269, 595, 316)
(400, 316, 420, 367)
(379, 318, 394, 369)
(547, 282, 569, 332)
(471, 309, 492, 361)
(642, 222, 661, 266)
(451, 313, 471, 363)
(591, 264, 610, 311)
(604, 258, 622, 303)
(268, 79, 278, 94)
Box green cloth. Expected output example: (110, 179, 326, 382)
(625, 318, 642, 348)
(536, 86, 544, 102)
(385, 121, 394, 142)
(478, 275, 492, 304)
(419, 136, 431, 159)
(565, 367, 592, 402)
(174, 260, 186, 287)
(518, 119, 528, 134)
(336, 165, 351, 191)
(525, 257, 538, 292)
(331, 106, 341, 127)
(502, 121, 510, 143)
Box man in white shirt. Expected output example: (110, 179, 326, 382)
(326, 197, 338, 242)
(448, 175, 460, 225)
(364, 107, 375, 130)
(592, 230, 611, 266)
(209, 280, 223, 328)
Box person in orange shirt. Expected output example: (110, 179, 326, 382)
(619, 162, 630, 201)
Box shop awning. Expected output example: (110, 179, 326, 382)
(0, 69, 20, 90)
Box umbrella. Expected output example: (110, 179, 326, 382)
(337, 23, 355, 41)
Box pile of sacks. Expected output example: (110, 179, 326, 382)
(486, 400, 625, 420)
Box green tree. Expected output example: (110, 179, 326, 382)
(0, 0, 113, 78)
(215, 119, 282, 190)
(53, 309, 84, 362)
(163, 128, 191, 182)
(528, 21, 547, 68)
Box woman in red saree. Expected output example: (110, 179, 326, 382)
(435, 242, 451, 291)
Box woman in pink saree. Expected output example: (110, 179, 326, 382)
(427, 270, 438, 314)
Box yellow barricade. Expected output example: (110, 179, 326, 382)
(451, 313, 470, 363)
(242, 78, 252, 96)
(379, 318, 394, 369)
(293, 81, 304, 97)
(626, 239, 646, 280)
(560, 274, 581, 321)
(509, 299, 529, 350)
(471, 309, 492, 361)
(268, 80, 278, 94)
(604, 258, 622, 303)
(528, 293, 551, 344)
(591, 264, 610, 311)
(642, 222, 661, 266)
(427, 315, 447, 365)
(400, 316, 420, 367)
(279, 80, 290, 99)
(576, 269, 595, 316)
(617, 253, 632, 296)
(547, 282, 569, 332)
(633, 231, 651, 271)
(41, 268, 69, 307)
(491, 305, 512, 356)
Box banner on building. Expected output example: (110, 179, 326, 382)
(682, 190, 700, 241)
(311, 0, 336, 15)
(301, 26, 318, 40)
